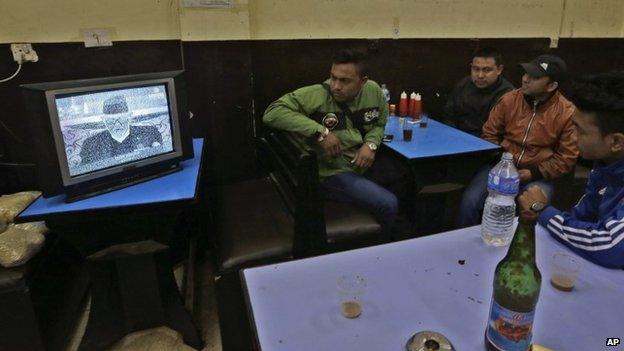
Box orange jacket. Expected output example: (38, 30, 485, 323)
(482, 89, 578, 180)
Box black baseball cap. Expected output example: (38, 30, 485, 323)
(520, 54, 568, 83)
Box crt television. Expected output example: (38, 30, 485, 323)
(21, 70, 194, 202)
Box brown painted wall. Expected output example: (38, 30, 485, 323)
(182, 41, 254, 184)
(1, 38, 623, 192)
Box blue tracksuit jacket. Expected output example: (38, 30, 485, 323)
(539, 160, 624, 269)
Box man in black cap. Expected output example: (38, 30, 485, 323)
(457, 54, 579, 228)
(79, 95, 163, 166)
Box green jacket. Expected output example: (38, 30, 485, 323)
(263, 80, 388, 179)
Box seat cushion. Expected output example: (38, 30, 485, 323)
(324, 201, 381, 243)
(418, 182, 465, 195)
(216, 178, 293, 272)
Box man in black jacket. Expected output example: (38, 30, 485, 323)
(444, 47, 514, 136)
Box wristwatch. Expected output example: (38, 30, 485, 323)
(366, 142, 378, 151)
(530, 202, 546, 212)
(316, 127, 330, 142)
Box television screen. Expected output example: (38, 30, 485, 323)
(55, 84, 175, 177)
(21, 70, 194, 201)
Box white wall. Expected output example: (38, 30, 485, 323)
(1, 0, 623, 43)
(1, 0, 181, 43)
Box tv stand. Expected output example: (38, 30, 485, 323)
(65, 162, 182, 203)
(79, 239, 202, 350)
(16, 139, 205, 351)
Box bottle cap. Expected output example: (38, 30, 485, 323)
(519, 210, 538, 224)
(410, 92, 417, 99)
(415, 93, 422, 101)
(401, 91, 407, 98)
(502, 152, 513, 160)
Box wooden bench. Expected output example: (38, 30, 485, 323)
(213, 130, 383, 350)
(213, 130, 382, 274)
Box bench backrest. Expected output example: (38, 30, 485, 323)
(255, 131, 326, 257)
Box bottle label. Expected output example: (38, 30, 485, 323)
(486, 300, 534, 351)
(487, 171, 520, 195)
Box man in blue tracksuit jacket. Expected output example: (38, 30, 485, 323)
(519, 71, 624, 269)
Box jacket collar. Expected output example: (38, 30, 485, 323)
(523, 90, 560, 111)
(471, 76, 504, 93)
(593, 159, 624, 187)
(322, 79, 363, 106)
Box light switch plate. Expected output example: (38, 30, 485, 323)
(84, 29, 113, 48)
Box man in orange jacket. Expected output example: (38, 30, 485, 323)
(457, 54, 578, 228)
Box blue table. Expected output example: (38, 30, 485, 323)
(242, 223, 624, 350)
(17, 139, 203, 222)
(383, 116, 499, 160)
(381, 117, 500, 233)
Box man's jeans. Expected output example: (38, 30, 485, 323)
(322, 171, 398, 239)
(456, 165, 555, 228)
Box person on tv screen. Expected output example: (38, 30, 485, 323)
(79, 95, 162, 165)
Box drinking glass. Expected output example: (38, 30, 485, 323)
(402, 118, 413, 141)
(550, 252, 581, 291)
(337, 274, 366, 318)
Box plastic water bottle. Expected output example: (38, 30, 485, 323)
(481, 152, 520, 246)
(381, 84, 391, 103)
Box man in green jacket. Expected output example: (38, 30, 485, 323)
(263, 49, 398, 236)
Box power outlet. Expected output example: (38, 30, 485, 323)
(11, 43, 39, 64)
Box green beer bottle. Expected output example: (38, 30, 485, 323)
(485, 210, 541, 351)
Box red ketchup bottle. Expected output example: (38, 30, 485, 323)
(410, 92, 422, 120)
(398, 91, 408, 117)
(408, 92, 416, 120)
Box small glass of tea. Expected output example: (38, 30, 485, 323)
(337, 274, 366, 318)
(550, 252, 581, 292)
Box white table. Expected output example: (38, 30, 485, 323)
(242, 225, 624, 350)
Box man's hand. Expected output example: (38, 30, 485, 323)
(319, 132, 341, 157)
(352, 144, 376, 169)
(518, 169, 532, 184)
(518, 186, 548, 212)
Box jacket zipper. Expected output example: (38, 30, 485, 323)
(516, 100, 538, 167)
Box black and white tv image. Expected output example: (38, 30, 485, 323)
(21, 70, 194, 202)
(56, 85, 174, 177)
